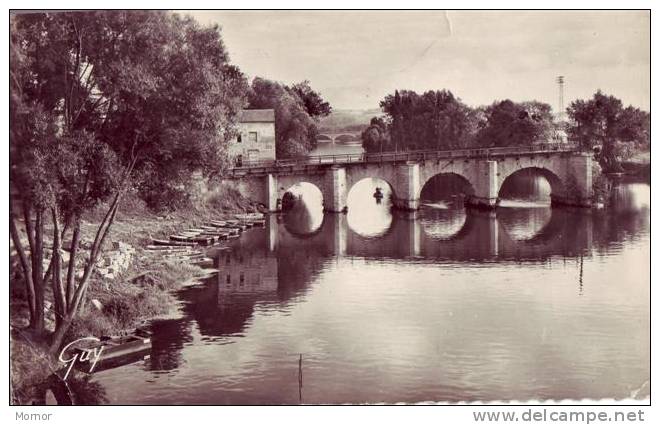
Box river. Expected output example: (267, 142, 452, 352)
(88, 176, 650, 404)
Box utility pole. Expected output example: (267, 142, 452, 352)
(556, 76, 565, 121)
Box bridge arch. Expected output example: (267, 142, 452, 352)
(276, 175, 326, 209)
(497, 166, 565, 203)
(345, 165, 402, 206)
(346, 176, 395, 237)
(418, 172, 476, 207)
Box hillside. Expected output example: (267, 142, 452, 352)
(318, 108, 383, 133)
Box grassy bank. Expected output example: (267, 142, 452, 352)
(10, 185, 262, 404)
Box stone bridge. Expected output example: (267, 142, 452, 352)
(228, 143, 593, 212)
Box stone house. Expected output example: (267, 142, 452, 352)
(228, 109, 276, 165)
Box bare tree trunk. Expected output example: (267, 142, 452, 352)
(49, 195, 122, 354)
(9, 206, 36, 321)
(600, 137, 623, 173)
(49, 316, 72, 355)
(31, 209, 45, 335)
(49, 157, 136, 354)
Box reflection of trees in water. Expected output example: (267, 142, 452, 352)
(418, 207, 468, 240)
(146, 317, 194, 371)
(283, 199, 324, 235)
(276, 243, 327, 300)
(591, 183, 649, 251)
(608, 183, 650, 213)
(496, 207, 553, 241)
(144, 224, 329, 360)
(592, 209, 649, 250)
(183, 267, 269, 337)
(496, 208, 593, 259)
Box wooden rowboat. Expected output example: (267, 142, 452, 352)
(144, 245, 194, 251)
(151, 238, 196, 247)
(234, 213, 264, 220)
(169, 235, 216, 245)
(75, 335, 151, 365)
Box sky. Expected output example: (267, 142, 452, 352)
(187, 10, 650, 112)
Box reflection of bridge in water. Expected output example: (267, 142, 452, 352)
(178, 209, 596, 340)
(272, 209, 594, 261)
(141, 205, 640, 368)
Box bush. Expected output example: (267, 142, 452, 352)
(592, 162, 611, 205)
(137, 179, 191, 212)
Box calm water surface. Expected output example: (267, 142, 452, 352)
(89, 177, 650, 404)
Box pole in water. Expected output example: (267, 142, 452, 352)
(578, 254, 584, 295)
(298, 354, 303, 403)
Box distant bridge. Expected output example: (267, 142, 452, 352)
(316, 132, 362, 143)
(226, 143, 594, 211)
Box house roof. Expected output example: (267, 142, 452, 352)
(239, 109, 275, 123)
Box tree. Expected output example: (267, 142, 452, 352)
(475, 100, 554, 147)
(289, 80, 332, 118)
(378, 89, 478, 151)
(248, 77, 329, 158)
(361, 117, 391, 153)
(567, 90, 650, 172)
(10, 11, 247, 352)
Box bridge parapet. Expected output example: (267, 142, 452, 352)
(228, 142, 581, 176)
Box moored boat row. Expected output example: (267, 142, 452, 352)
(153, 213, 265, 247)
(77, 213, 266, 375)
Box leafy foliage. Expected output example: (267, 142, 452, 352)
(475, 100, 555, 147)
(10, 11, 248, 347)
(567, 90, 649, 172)
(290, 80, 332, 118)
(361, 117, 391, 153)
(12, 11, 249, 210)
(379, 90, 478, 151)
(248, 77, 330, 158)
(369, 89, 556, 152)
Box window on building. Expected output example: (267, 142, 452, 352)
(237, 134, 242, 143)
(248, 132, 258, 143)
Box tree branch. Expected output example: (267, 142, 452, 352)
(65, 218, 80, 307)
(22, 202, 35, 257)
(69, 157, 137, 317)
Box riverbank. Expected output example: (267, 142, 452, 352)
(10, 187, 264, 405)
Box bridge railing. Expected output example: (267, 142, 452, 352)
(231, 142, 581, 171)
